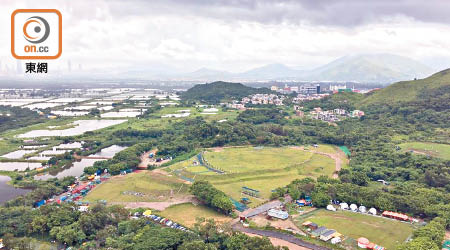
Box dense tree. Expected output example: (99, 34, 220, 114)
(190, 181, 233, 214)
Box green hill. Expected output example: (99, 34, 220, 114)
(361, 68, 450, 105)
(181, 81, 272, 104)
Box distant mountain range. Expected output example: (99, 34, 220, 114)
(177, 54, 435, 85)
(0, 53, 436, 85)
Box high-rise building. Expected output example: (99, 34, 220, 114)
(329, 84, 347, 91)
(316, 84, 320, 94)
(300, 85, 319, 94)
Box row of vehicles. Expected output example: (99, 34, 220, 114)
(144, 214, 189, 232)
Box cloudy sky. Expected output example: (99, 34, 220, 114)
(1, 0, 450, 75)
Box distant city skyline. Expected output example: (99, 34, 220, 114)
(1, 0, 450, 78)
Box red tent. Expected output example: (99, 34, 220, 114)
(72, 184, 88, 194)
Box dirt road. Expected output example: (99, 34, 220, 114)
(302, 147, 348, 179)
(110, 195, 198, 210)
(138, 150, 157, 169)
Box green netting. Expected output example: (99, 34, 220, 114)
(339, 146, 351, 157)
(230, 197, 248, 212)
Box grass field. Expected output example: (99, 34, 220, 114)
(204, 147, 314, 173)
(84, 170, 190, 202)
(399, 142, 450, 160)
(294, 209, 414, 249)
(165, 146, 337, 207)
(158, 203, 232, 227)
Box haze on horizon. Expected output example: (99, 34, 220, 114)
(1, 0, 450, 78)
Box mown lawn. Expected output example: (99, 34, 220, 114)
(165, 146, 337, 207)
(203, 147, 314, 173)
(158, 203, 231, 227)
(84, 170, 190, 202)
(399, 142, 450, 160)
(294, 209, 414, 249)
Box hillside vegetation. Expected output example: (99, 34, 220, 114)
(181, 81, 272, 104)
(361, 68, 450, 104)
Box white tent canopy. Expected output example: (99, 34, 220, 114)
(368, 207, 377, 215)
(350, 204, 358, 211)
(326, 205, 336, 211)
(359, 206, 367, 213)
(340, 202, 349, 210)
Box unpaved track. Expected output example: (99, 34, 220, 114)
(110, 195, 197, 210)
(310, 150, 345, 179)
(138, 151, 153, 169)
(292, 146, 348, 179)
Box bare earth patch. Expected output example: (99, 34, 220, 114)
(250, 215, 304, 234)
(110, 195, 198, 210)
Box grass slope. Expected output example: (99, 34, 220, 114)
(295, 209, 414, 249)
(158, 203, 231, 227)
(361, 68, 450, 105)
(399, 142, 450, 160)
(84, 171, 189, 202)
(165, 146, 338, 207)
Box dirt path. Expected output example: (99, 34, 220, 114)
(110, 195, 198, 210)
(305, 147, 348, 179)
(250, 214, 305, 236)
(312, 151, 342, 179)
(138, 150, 153, 169)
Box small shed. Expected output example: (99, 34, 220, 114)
(340, 202, 349, 210)
(359, 206, 367, 213)
(302, 221, 318, 230)
(320, 229, 336, 241)
(368, 208, 377, 215)
(311, 226, 327, 237)
(326, 205, 336, 211)
(382, 211, 409, 221)
(350, 204, 358, 211)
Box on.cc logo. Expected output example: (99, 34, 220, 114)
(23, 16, 50, 44)
(11, 9, 62, 60)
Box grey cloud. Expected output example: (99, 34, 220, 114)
(105, 0, 450, 26)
